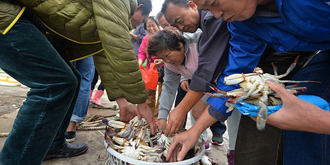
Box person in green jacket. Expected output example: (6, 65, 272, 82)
(0, 0, 156, 164)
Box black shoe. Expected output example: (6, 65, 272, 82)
(43, 142, 88, 161)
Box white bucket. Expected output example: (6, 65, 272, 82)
(103, 139, 205, 165)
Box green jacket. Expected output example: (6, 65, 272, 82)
(0, 0, 147, 104)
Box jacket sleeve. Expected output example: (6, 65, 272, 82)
(180, 76, 188, 83)
(158, 66, 181, 120)
(138, 36, 148, 62)
(207, 21, 267, 119)
(135, 25, 147, 43)
(189, 13, 230, 92)
(92, 0, 147, 104)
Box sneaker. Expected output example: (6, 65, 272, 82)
(211, 133, 224, 146)
(66, 131, 76, 143)
(43, 142, 88, 161)
(227, 150, 235, 165)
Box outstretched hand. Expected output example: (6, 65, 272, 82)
(116, 98, 157, 134)
(116, 98, 138, 123)
(266, 80, 329, 130)
(157, 118, 167, 131)
(165, 107, 186, 136)
(166, 129, 199, 162)
(137, 102, 157, 134)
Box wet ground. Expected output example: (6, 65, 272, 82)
(0, 85, 229, 165)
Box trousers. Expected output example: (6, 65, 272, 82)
(0, 15, 80, 165)
(70, 57, 95, 123)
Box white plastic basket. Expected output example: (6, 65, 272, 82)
(103, 139, 205, 165)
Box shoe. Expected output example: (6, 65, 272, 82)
(227, 150, 235, 165)
(43, 142, 88, 161)
(66, 131, 76, 143)
(211, 133, 224, 146)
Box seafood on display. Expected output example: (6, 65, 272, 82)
(207, 56, 318, 131)
(102, 116, 204, 163)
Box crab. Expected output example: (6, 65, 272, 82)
(103, 116, 205, 162)
(108, 138, 164, 162)
(207, 56, 318, 131)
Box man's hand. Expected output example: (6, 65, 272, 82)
(157, 119, 167, 130)
(115, 97, 138, 123)
(138, 59, 144, 66)
(266, 80, 329, 130)
(130, 33, 137, 40)
(165, 107, 186, 136)
(180, 80, 189, 92)
(164, 90, 204, 136)
(137, 102, 157, 134)
(154, 59, 164, 65)
(166, 129, 199, 162)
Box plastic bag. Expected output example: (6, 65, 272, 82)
(140, 62, 159, 90)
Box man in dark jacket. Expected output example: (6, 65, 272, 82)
(160, 0, 230, 140)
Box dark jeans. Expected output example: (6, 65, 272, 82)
(235, 50, 330, 165)
(0, 16, 80, 165)
(210, 121, 227, 137)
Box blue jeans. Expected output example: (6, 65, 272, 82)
(283, 50, 330, 165)
(70, 57, 95, 123)
(0, 16, 80, 165)
(210, 121, 227, 138)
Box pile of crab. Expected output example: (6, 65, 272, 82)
(207, 56, 317, 131)
(102, 116, 204, 163)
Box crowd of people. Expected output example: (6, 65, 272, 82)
(0, 0, 330, 164)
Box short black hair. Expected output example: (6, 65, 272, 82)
(144, 16, 160, 30)
(148, 29, 186, 58)
(161, 0, 190, 14)
(155, 12, 164, 21)
(137, 0, 153, 16)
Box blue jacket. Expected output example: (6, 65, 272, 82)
(208, 0, 330, 120)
